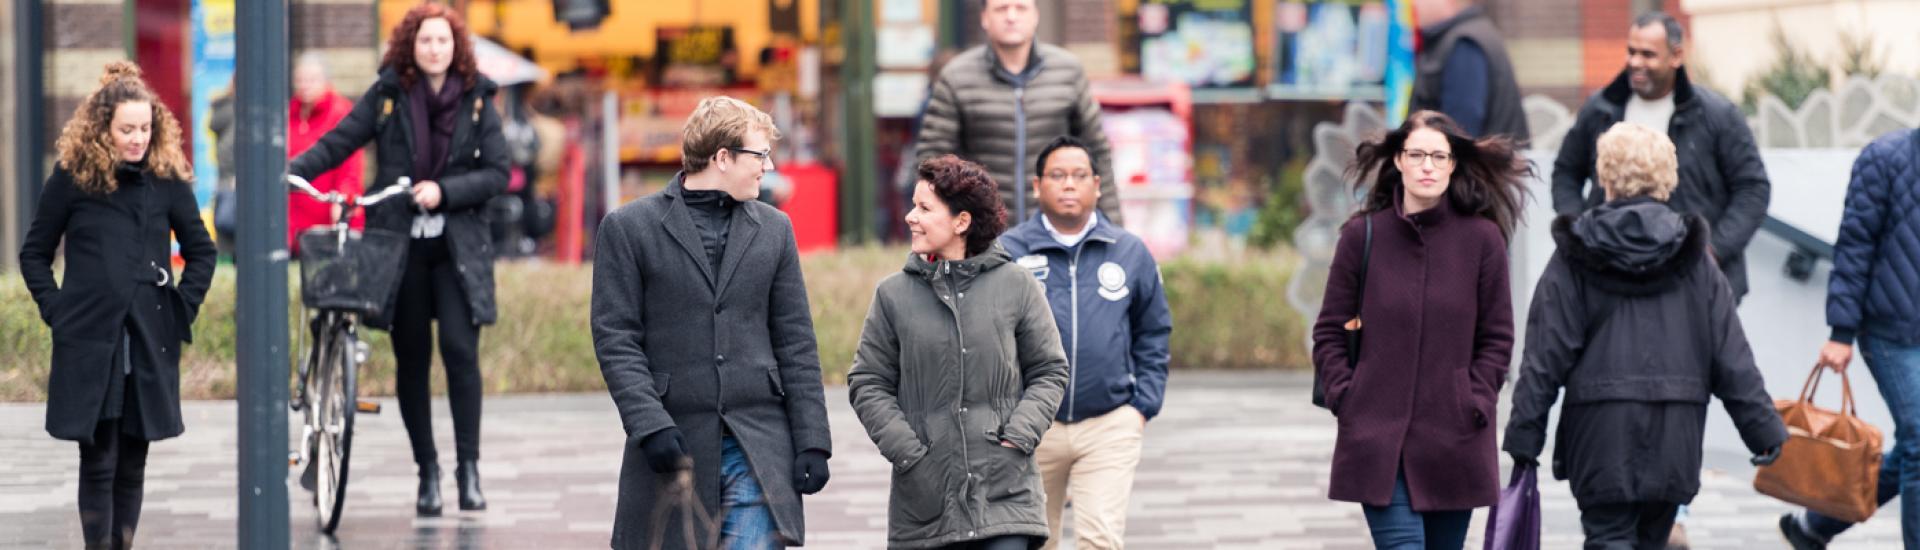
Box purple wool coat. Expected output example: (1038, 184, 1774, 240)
(1312, 198, 1515, 511)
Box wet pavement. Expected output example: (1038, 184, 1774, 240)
(0, 371, 1902, 548)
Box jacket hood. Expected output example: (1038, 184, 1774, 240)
(1552, 198, 1709, 295)
(905, 241, 1014, 281)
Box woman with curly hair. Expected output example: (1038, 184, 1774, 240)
(19, 60, 216, 550)
(848, 155, 1070, 549)
(289, 2, 509, 516)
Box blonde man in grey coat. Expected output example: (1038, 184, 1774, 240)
(592, 96, 832, 550)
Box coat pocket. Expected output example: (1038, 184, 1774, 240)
(890, 456, 946, 525)
(652, 372, 671, 401)
(766, 367, 786, 397)
(1456, 370, 1489, 430)
(167, 286, 196, 343)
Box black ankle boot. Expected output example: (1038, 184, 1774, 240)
(455, 460, 487, 511)
(416, 462, 443, 517)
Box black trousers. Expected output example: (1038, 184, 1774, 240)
(78, 414, 149, 549)
(391, 237, 483, 466)
(1578, 500, 1679, 550)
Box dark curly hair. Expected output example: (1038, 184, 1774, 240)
(381, 3, 479, 90)
(917, 155, 1008, 257)
(1347, 110, 1532, 239)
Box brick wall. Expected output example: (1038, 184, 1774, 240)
(292, 0, 380, 99)
(46, 0, 126, 146)
(1485, 0, 1691, 108)
(288, 0, 379, 187)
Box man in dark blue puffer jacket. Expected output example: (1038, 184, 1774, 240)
(1780, 128, 1920, 549)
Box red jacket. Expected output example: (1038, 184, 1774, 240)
(1312, 198, 1515, 511)
(288, 88, 364, 251)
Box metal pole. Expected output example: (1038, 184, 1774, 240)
(235, 0, 290, 547)
(839, 0, 878, 243)
(12, 0, 44, 259)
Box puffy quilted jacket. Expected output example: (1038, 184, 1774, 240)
(1829, 128, 1920, 346)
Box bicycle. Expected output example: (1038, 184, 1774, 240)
(286, 174, 412, 534)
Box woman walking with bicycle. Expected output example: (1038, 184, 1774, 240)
(19, 61, 217, 550)
(289, 3, 509, 517)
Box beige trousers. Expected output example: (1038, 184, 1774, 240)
(1036, 405, 1145, 550)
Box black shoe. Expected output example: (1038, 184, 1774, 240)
(456, 460, 487, 511)
(416, 462, 443, 517)
(1780, 513, 1828, 550)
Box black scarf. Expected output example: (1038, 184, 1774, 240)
(408, 75, 467, 184)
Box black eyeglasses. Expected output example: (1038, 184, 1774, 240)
(727, 147, 773, 167)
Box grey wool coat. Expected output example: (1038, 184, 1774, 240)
(848, 244, 1071, 549)
(590, 174, 833, 549)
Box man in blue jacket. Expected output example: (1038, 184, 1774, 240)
(1000, 136, 1172, 549)
(1779, 128, 1920, 549)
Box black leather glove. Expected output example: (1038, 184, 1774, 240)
(1751, 446, 1782, 466)
(793, 450, 831, 495)
(640, 428, 689, 473)
(1509, 452, 1538, 468)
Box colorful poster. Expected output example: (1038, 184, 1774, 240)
(1272, 1, 1388, 96)
(1138, 0, 1257, 89)
(190, 0, 236, 206)
(1382, 0, 1414, 125)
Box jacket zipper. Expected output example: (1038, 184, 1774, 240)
(1012, 86, 1029, 221)
(1065, 243, 1085, 422)
(940, 262, 983, 527)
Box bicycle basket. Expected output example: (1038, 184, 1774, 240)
(298, 228, 408, 316)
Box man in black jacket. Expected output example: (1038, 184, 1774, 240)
(591, 96, 833, 550)
(1551, 12, 1770, 301)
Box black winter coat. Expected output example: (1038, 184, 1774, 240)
(1550, 67, 1771, 299)
(1503, 200, 1786, 505)
(591, 176, 834, 549)
(289, 69, 508, 328)
(20, 164, 217, 443)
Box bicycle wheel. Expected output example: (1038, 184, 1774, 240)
(313, 326, 357, 534)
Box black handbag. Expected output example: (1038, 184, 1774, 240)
(1314, 215, 1370, 409)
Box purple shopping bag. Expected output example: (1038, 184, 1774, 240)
(1484, 465, 1540, 550)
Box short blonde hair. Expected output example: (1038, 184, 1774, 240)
(1595, 122, 1678, 201)
(681, 96, 781, 174)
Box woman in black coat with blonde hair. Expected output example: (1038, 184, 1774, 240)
(19, 60, 217, 550)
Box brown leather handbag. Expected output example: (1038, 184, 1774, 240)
(1754, 364, 1884, 523)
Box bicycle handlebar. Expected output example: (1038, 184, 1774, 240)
(285, 175, 413, 208)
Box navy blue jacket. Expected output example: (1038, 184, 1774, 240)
(1000, 214, 1173, 422)
(1829, 129, 1920, 346)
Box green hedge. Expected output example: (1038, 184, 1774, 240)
(1, 247, 1306, 401)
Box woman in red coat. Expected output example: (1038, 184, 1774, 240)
(1312, 110, 1530, 548)
(287, 53, 364, 253)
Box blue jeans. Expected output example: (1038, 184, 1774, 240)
(1805, 335, 1920, 546)
(720, 436, 782, 550)
(1362, 470, 1472, 549)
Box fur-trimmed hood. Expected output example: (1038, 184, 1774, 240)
(1551, 198, 1711, 296)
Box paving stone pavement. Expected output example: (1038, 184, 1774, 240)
(0, 371, 1903, 548)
